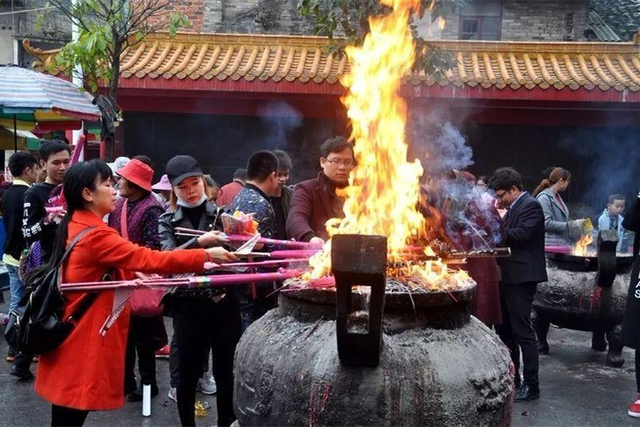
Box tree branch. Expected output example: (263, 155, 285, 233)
(48, 0, 92, 33)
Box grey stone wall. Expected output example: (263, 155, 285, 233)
(197, 0, 588, 40)
(0, 0, 70, 66)
(201, 0, 315, 35)
(441, 19, 460, 40)
(439, 0, 588, 41)
(501, 0, 587, 41)
(17, 0, 71, 41)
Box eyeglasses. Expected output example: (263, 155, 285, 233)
(324, 158, 354, 168)
(494, 190, 507, 199)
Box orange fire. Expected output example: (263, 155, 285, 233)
(573, 234, 594, 256)
(306, 0, 469, 290)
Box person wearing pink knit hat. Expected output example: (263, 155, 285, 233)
(152, 174, 172, 210)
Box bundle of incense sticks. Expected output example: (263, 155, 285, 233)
(209, 258, 309, 270)
(175, 227, 321, 250)
(281, 276, 336, 292)
(227, 250, 319, 259)
(545, 245, 573, 254)
(60, 270, 304, 292)
(445, 248, 512, 259)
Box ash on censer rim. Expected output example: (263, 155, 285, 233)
(282, 274, 476, 294)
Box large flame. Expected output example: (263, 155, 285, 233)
(306, 0, 468, 290)
(573, 234, 594, 256)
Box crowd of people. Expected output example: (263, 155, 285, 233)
(0, 135, 639, 425)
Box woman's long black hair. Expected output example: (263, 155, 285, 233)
(30, 160, 113, 278)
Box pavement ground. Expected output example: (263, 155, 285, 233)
(0, 295, 636, 427)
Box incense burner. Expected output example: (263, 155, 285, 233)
(533, 230, 632, 367)
(233, 235, 513, 426)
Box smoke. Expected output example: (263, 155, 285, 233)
(440, 177, 504, 250)
(424, 122, 474, 176)
(557, 126, 640, 214)
(257, 100, 303, 149)
(407, 105, 474, 177)
(405, 105, 502, 250)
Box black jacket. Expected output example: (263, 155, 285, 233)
(158, 201, 226, 251)
(498, 192, 548, 285)
(271, 185, 293, 240)
(621, 193, 640, 348)
(2, 181, 30, 261)
(22, 182, 58, 261)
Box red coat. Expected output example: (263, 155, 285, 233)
(286, 172, 345, 242)
(35, 210, 206, 410)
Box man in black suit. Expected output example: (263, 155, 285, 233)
(489, 167, 547, 402)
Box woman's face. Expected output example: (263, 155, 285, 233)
(558, 178, 571, 192)
(174, 176, 205, 205)
(118, 177, 137, 199)
(84, 177, 117, 216)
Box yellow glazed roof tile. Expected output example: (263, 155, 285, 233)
(23, 32, 640, 92)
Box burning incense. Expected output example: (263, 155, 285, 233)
(445, 248, 512, 259)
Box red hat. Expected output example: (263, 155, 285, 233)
(116, 159, 153, 192)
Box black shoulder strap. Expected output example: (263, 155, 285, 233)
(68, 268, 115, 323)
(56, 227, 96, 269)
(58, 226, 99, 324)
(67, 292, 99, 324)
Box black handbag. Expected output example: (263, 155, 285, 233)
(4, 227, 99, 355)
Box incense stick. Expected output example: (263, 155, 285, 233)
(60, 270, 304, 292)
(175, 228, 322, 250)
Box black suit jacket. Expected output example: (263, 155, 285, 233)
(621, 193, 640, 348)
(498, 192, 548, 285)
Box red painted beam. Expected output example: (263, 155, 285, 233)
(117, 91, 346, 119)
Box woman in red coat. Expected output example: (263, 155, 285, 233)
(34, 160, 237, 426)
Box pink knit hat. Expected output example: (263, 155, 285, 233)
(151, 174, 172, 191)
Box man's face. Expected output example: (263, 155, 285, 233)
(41, 150, 70, 185)
(274, 168, 290, 197)
(494, 186, 520, 208)
(36, 166, 47, 183)
(265, 172, 280, 197)
(23, 164, 40, 184)
(320, 148, 354, 184)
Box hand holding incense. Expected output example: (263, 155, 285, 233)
(175, 227, 321, 250)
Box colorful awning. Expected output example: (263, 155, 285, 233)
(0, 65, 101, 120)
(0, 127, 41, 150)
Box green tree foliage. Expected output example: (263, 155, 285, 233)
(45, 0, 188, 101)
(297, 0, 465, 78)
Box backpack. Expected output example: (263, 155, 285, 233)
(19, 240, 43, 283)
(4, 227, 99, 355)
